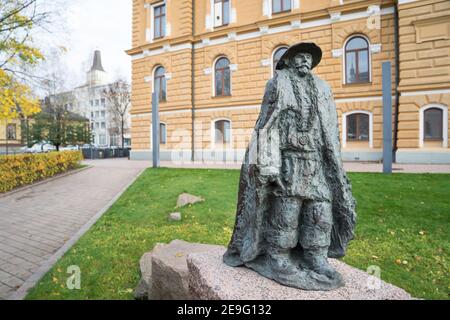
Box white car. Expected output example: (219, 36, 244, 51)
(25, 143, 56, 153)
(60, 145, 80, 151)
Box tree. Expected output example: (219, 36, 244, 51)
(31, 50, 91, 151)
(31, 99, 91, 151)
(0, 0, 48, 120)
(102, 80, 130, 148)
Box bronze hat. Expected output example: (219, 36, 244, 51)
(276, 42, 322, 70)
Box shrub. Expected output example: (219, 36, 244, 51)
(0, 151, 83, 193)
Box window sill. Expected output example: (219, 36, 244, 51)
(212, 95, 232, 99)
(272, 9, 292, 15)
(343, 82, 372, 87)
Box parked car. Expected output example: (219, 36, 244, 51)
(24, 143, 56, 153)
(60, 145, 80, 151)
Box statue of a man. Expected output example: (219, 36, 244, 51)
(223, 43, 357, 291)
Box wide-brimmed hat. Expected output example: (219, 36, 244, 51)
(276, 42, 322, 70)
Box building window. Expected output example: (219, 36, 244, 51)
(272, 46, 288, 75)
(160, 123, 167, 144)
(101, 98, 105, 106)
(215, 57, 231, 97)
(95, 122, 99, 129)
(347, 113, 369, 141)
(101, 122, 106, 129)
(424, 108, 443, 141)
(110, 135, 118, 146)
(273, 0, 291, 14)
(95, 111, 99, 118)
(345, 36, 370, 84)
(6, 124, 16, 140)
(90, 100, 93, 107)
(214, 0, 230, 27)
(99, 134, 106, 145)
(154, 4, 166, 39)
(154, 66, 166, 102)
(101, 111, 105, 118)
(91, 112, 94, 118)
(95, 99, 99, 106)
(214, 119, 231, 144)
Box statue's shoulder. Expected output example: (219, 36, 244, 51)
(312, 74, 332, 95)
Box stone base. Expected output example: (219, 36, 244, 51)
(187, 246, 414, 300)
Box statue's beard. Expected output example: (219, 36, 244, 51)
(296, 65, 311, 77)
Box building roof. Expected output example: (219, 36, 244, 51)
(90, 50, 105, 72)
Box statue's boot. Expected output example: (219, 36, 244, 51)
(301, 247, 343, 284)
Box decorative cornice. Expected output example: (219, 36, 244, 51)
(128, 5, 396, 59)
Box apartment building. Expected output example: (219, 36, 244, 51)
(127, 0, 450, 163)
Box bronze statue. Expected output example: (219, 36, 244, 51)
(223, 43, 357, 291)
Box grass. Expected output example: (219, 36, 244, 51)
(25, 168, 449, 300)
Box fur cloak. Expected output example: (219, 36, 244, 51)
(223, 68, 357, 267)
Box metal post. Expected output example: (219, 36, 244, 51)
(152, 92, 160, 168)
(382, 61, 393, 174)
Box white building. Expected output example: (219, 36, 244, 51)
(68, 50, 131, 147)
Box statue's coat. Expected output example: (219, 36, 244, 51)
(223, 68, 357, 267)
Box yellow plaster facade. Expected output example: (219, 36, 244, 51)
(128, 0, 450, 163)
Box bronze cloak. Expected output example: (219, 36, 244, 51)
(223, 69, 357, 267)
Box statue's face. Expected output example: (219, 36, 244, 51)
(293, 52, 313, 77)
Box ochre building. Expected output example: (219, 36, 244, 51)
(127, 0, 450, 164)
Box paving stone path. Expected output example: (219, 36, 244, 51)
(0, 159, 148, 299)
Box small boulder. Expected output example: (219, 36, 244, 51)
(134, 251, 152, 300)
(135, 239, 223, 300)
(168, 212, 182, 221)
(176, 193, 204, 208)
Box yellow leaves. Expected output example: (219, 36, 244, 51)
(0, 71, 40, 120)
(0, 151, 83, 193)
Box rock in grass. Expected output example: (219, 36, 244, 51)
(176, 193, 204, 208)
(168, 212, 182, 221)
(146, 239, 223, 299)
(134, 251, 153, 300)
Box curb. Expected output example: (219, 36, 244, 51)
(7, 167, 147, 300)
(0, 165, 93, 199)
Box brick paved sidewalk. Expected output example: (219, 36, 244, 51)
(0, 159, 148, 299)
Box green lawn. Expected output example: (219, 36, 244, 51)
(26, 168, 449, 300)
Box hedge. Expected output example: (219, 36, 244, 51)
(0, 151, 83, 193)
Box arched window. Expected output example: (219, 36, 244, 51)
(154, 66, 166, 102)
(214, 119, 231, 144)
(272, 46, 288, 75)
(160, 123, 167, 144)
(345, 36, 370, 84)
(424, 108, 443, 141)
(347, 113, 369, 141)
(214, 57, 231, 96)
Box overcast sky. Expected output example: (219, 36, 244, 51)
(36, 0, 132, 88)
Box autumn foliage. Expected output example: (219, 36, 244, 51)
(0, 150, 83, 193)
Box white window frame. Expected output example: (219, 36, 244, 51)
(211, 118, 233, 149)
(152, 65, 167, 101)
(271, 45, 289, 78)
(343, 34, 372, 85)
(263, 0, 298, 18)
(147, 1, 166, 43)
(212, 56, 232, 97)
(342, 110, 373, 148)
(209, 0, 235, 29)
(159, 122, 167, 145)
(419, 104, 448, 148)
